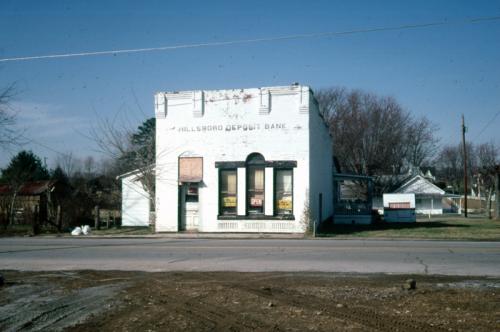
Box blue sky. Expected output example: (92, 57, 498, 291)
(1, 0, 499, 168)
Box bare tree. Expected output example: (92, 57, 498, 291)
(83, 156, 96, 178)
(405, 117, 439, 167)
(435, 142, 476, 194)
(476, 142, 498, 218)
(435, 145, 462, 193)
(316, 87, 438, 176)
(0, 84, 21, 150)
(88, 114, 156, 210)
(55, 152, 79, 178)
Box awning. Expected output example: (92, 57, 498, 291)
(179, 157, 203, 183)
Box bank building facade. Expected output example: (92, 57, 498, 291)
(154, 84, 333, 233)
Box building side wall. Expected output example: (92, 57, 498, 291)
(155, 86, 311, 233)
(121, 176, 150, 227)
(308, 95, 334, 228)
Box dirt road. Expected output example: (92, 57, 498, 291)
(1, 270, 498, 331)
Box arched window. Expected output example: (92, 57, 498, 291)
(246, 153, 265, 215)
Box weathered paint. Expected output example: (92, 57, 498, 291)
(154, 85, 333, 233)
(121, 174, 150, 227)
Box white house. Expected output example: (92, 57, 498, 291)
(393, 174, 445, 215)
(154, 84, 333, 233)
(117, 170, 151, 227)
(383, 193, 416, 222)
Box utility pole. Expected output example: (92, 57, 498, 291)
(462, 114, 468, 218)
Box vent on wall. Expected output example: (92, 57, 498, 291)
(218, 222, 238, 230)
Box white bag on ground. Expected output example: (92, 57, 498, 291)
(82, 225, 91, 235)
(71, 227, 82, 236)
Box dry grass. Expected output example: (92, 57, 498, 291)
(320, 215, 500, 241)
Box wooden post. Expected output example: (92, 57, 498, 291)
(94, 205, 100, 230)
(33, 205, 39, 235)
(56, 205, 62, 231)
(429, 197, 433, 219)
(496, 171, 500, 220)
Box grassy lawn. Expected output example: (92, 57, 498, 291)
(90, 226, 155, 236)
(0, 225, 155, 237)
(0, 225, 59, 237)
(318, 215, 500, 240)
(2, 216, 499, 241)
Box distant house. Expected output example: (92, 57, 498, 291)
(392, 174, 445, 215)
(117, 169, 152, 227)
(372, 167, 446, 216)
(0, 180, 62, 225)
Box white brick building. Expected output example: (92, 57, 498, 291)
(154, 84, 333, 233)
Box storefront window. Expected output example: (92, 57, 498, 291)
(219, 169, 237, 215)
(216, 154, 296, 219)
(275, 169, 293, 215)
(247, 167, 264, 214)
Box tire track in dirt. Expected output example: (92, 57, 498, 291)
(228, 277, 449, 332)
(135, 278, 278, 331)
(0, 282, 126, 332)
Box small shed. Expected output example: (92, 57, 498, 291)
(393, 174, 445, 215)
(117, 170, 151, 227)
(383, 193, 416, 222)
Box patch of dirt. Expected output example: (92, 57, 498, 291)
(1, 271, 499, 331)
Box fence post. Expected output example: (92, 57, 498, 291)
(33, 205, 39, 235)
(56, 205, 62, 231)
(94, 205, 100, 230)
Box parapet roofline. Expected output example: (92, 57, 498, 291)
(155, 84, 311, 96)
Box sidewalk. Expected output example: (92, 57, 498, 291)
(72, 232, 306, 240)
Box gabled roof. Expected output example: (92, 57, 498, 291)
(393, 174, 445, 195)
(0, 180, 57, 196)
(116, 165, 155, 181)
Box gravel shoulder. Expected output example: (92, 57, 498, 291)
(1, 270, 499, 331)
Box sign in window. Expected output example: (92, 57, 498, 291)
(275, 169, 293, 215)
(219, 169, 237, 215)
(247, 167, 265, 214)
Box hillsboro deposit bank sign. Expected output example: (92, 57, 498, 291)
(173, 123, 293, 133)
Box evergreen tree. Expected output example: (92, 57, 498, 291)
(1, 150, 49, 183)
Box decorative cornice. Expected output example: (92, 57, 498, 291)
(259, 89, 271, 115)
(154, 93, 167, 119)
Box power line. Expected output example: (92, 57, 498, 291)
(474, 109, 500, 140)
(1, 15, 500, 63)
(19, 133, 73, 159)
